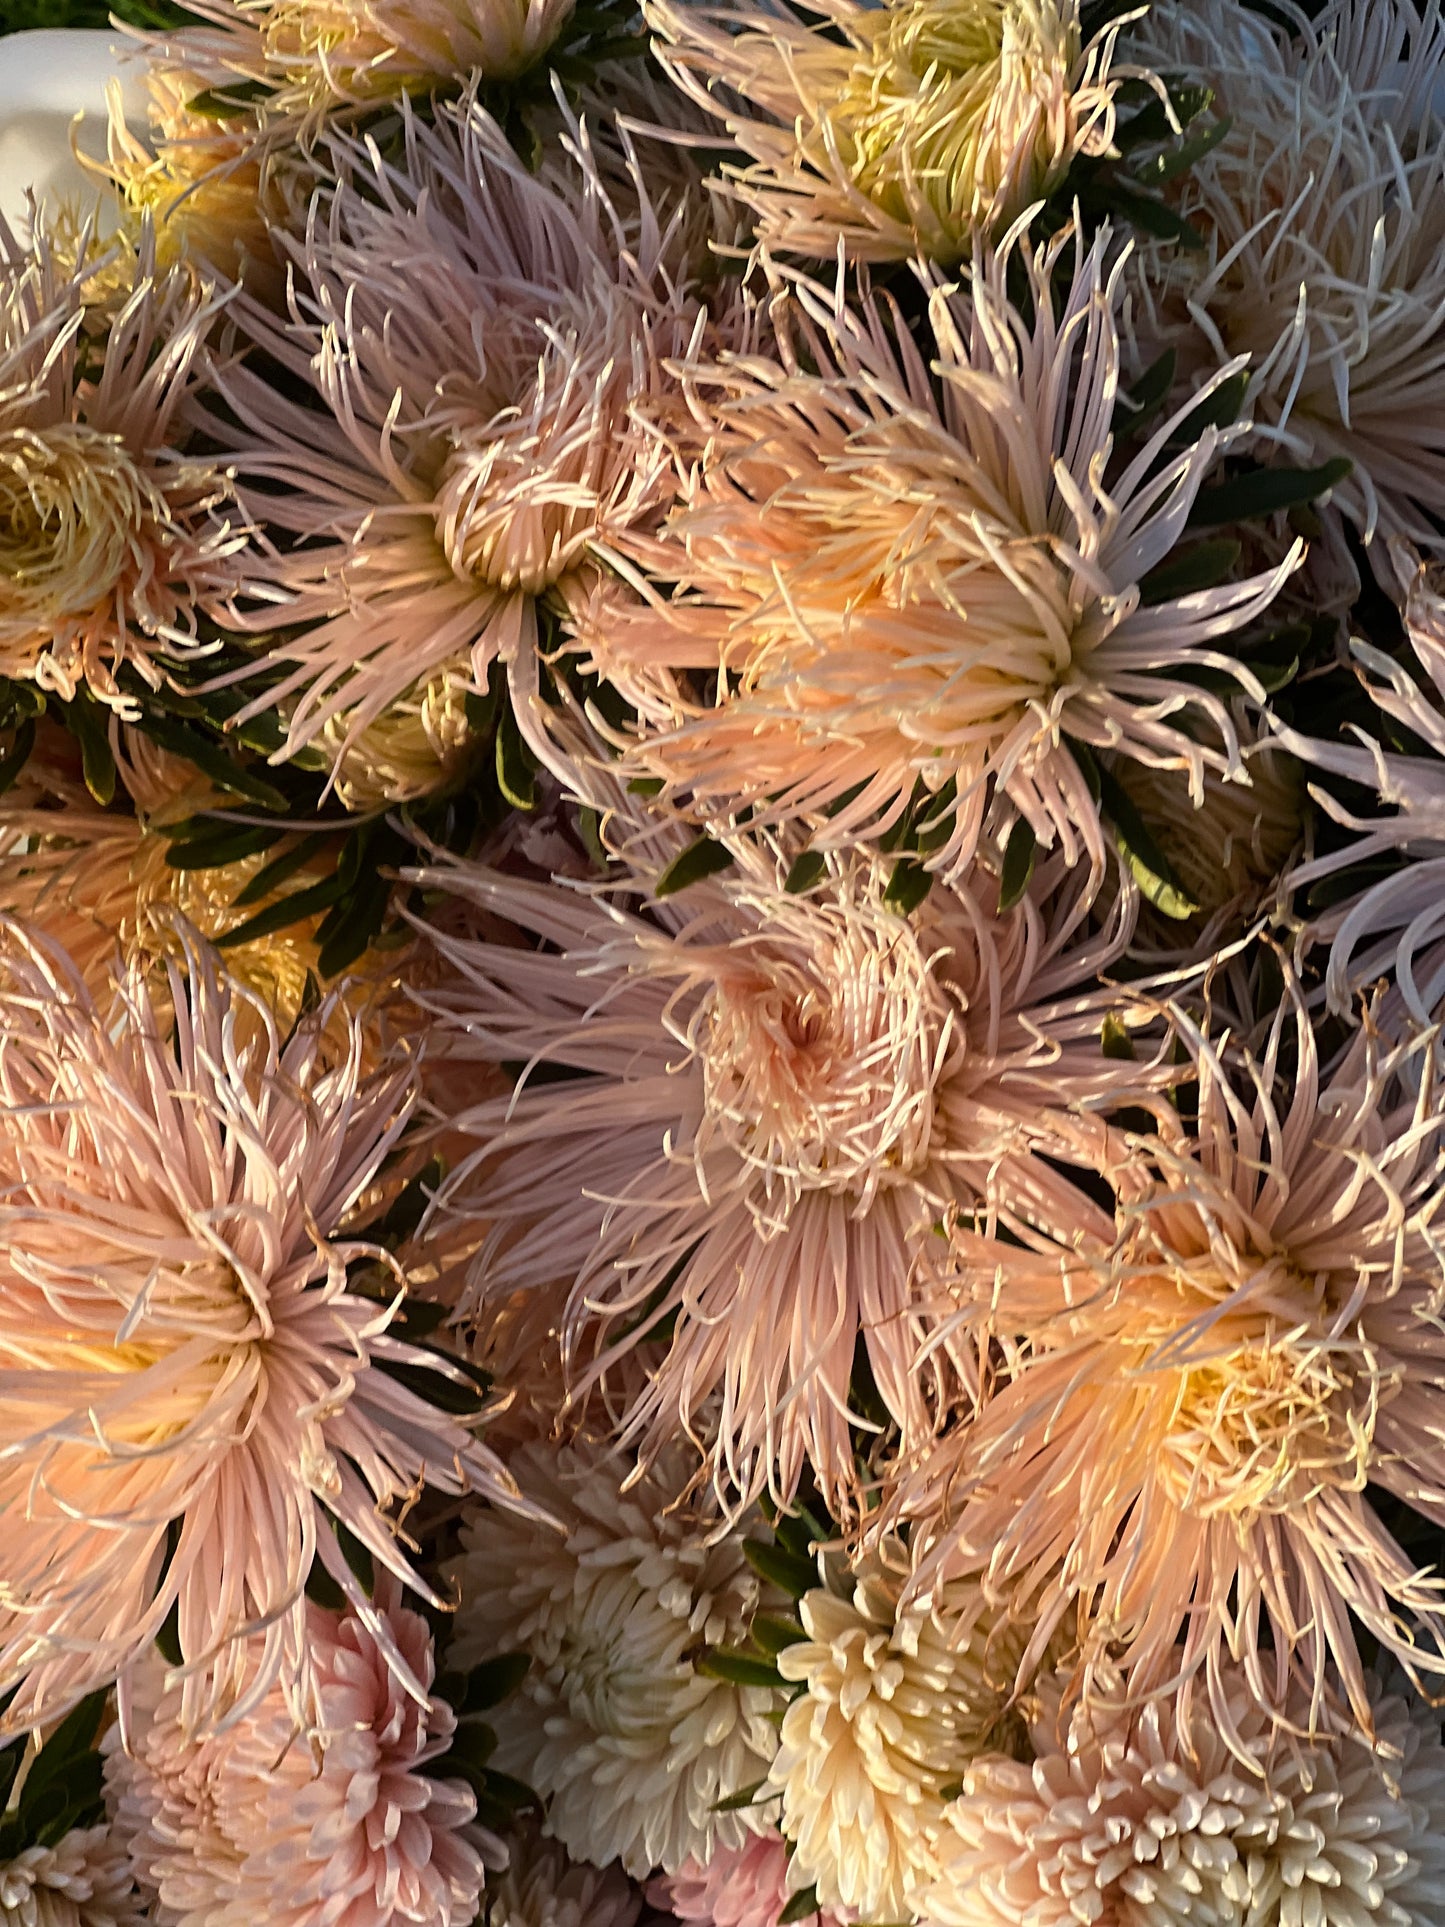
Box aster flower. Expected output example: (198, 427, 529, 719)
(0, 221, 242, 707)
(106, 1583, 494, 1927)
(150, 0, 579, 134)
(1128, 0, 1445, 547)
(488, 1824, 641, 1927)
(645, 0, 1122, 261)
(0, 923, 520, 1738)
(764, 1548, 1040, 1924)
(891, 983, 1445, 1735)
(595, 226, 1298, 882)
(409, 793, 1150, 1511)
(447, 1435, 782, 1878)
(1279, 541, 1445, 1019)
(652, 1833, 849, 1927)
(921, 1665, 1445, 1927)
(202, 91, 710, 793)
(0, 1827, 140, 1927)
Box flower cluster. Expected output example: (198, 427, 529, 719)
(4, 0, 1445, 1923)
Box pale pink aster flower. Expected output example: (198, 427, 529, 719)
(490, 1824, 641, 1927)
(645, 0, 1123, 262)
(106, 1583, 494, 1927)
(448, 1436, 781, 1878)
(203, 92, 710, 794)
(594, 227, 1298, 882)
(0, 924, 521, 1739)
(0, 221, 242, 707)
(921, 1667, 1445, 1927)
(0, 1826, 141, 1927)
(892, 982, 1445, 1737)
(1280, 540, 1445, 1017)
(1128, 0, 1445, 547)
(407, 797, 1150, 1511)
(652, 1833, 847, 1927)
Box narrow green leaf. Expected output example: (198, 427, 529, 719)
(0, 718, 36, 797)
(186, 76, 271, 116)
(785, 851, 827, 895)
(1188, 457, 1353, 528)
(743, 1538, 818, 1600)
(1135, 112, 1232, 187)
(1138, 538, 1242, 607)
(1113, 347, 1176, 438)
(1096, 764, 1199, 920)
(626, 776, 664, 797)
(778, 1886, 821, 1923)
(751, 1613, 807, 1655)
(654, 835, 735, 898)
(457, 1653, 531, 1713)
(1167, 371, 1249, 448)
(883, 859, 932, 915)
(1106, 185, 1207, 250)
(63, 695, 115, 806)
(144, 717, 290, 810)
(697, 1647, 786, 1690)
(495, 700, 538, 811)
(998, 818, 1038, 912)
(164, 823, 284, 871)
(713, 1778, 777, 1813)
(1101, 1013, 1137, 1061)
(232, 831, 333, 907)
(216, 873, 347, 948)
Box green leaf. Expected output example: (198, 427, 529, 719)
(1096, 764, 1199, 920)
(751, 1613, 807, 1655)
(143, 717, 291, 810)
(697, 1647, 786, 1690)
(232, 831, 334, 907)
(1138, 538, 1242, 607)
(1101, 1013, 1137, 1061)
(1166, 371, 1249, 449)
(62, 694, 115, 805)
(316, 872, 393, 979)
(743, 1538, 818, 1600)
(1134, 112, 1232, 187)
(997, 818, 1037, 912)
(216, 873, 347, 948)
(713, 1778, 779, 1813)
(455, 1653, 531, 1713)
(1104, 184, 1206, 250)
(186, 76, 271, 117)
(495, 699, 538, 811)
(785, 850, 828, 894)
(626, 776, 664, 797)
(0, 718, 35, 797)
(778, 1886, 821, 1923)
(377, 1357, 492, 1417)
(164, 823, 284, 871)
(1188, 457, 1353, 527)
(1113, 347, 1176, 438)
(883, 859, 932, 915)
(654, 835, 735, 897)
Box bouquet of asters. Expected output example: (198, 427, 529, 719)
(3, 0, 1445, 1921)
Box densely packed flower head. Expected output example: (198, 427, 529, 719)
(646, 0, 1120, 261)
(410, 793, 1152, 1511)
(202, 88, 711, 799)
(0, 221, 241, 708)
(592, 225, 1298, 880)
(0, 923, 519, 1739)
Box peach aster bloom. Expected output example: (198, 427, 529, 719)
(0, 924, 520, 1738)
(448, 1436, 781, 1878)
(0, 222, 242, 707)
(646, 0, 1123, 261)
(408, 799, 1149, 1511)
(106, 1584, 494, 1927)
(595, 227, 1298, 881)
(892, 985, 1445, 1736)
(203, 92, 710, 794)
(921, 1665, 1445, 1927)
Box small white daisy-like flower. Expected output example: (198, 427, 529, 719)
(448, 1436, 782, 1878)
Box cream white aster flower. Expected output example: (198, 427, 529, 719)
(0, 1826, 140, 1927)
(767, 1550, 1037, 1923)
(448, 1437, 782, 1877)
